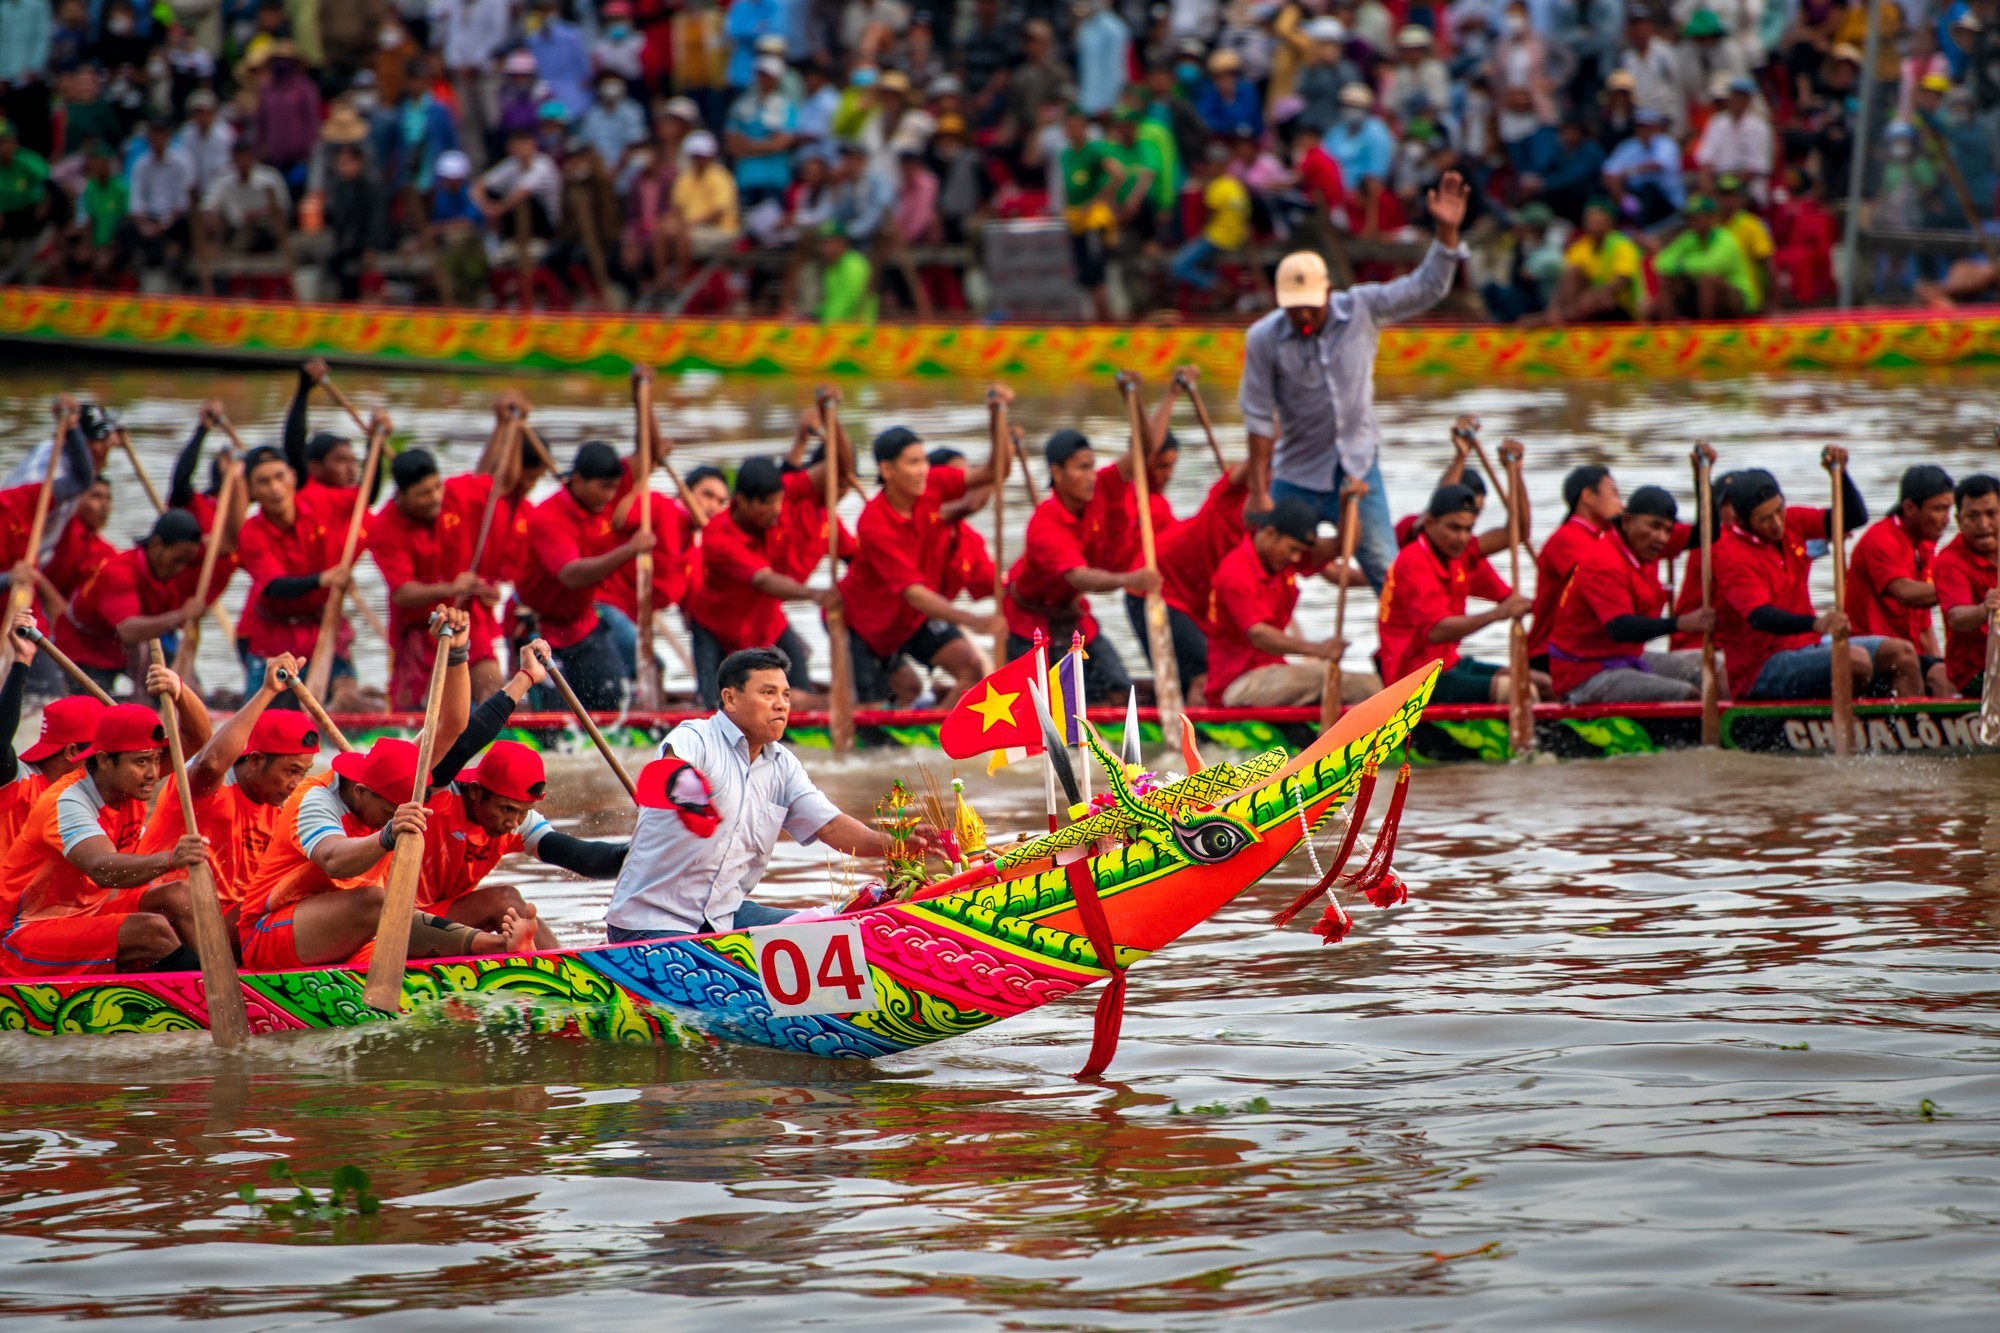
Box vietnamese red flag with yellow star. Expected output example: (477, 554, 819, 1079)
(938, 652, 1046, 764)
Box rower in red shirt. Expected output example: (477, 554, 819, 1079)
(1378, 482, 1541, 704)
(236, 445, 369, 710)
(1549, 486, 1713, 703)
(1000, 429, 1153, 704)
(0, 690, 212, 978)
(1670, 469, 1739, 652)
(283, 359, 373, 524)
(1157, 461, 1253, 706)
(1934, 474, 2000, 698)
(922, 447, 1000, 606)
(1525, 464, 1622, 669)
(233, 610, 535, 968)
(0, 612, 107, 849)
(512, 442, 658, 711)
(774, 400, 860, 584)
(1711, 454, 1920, 700)
(0, 412, 103, 620)
(1204, 498, 1368, 708)
(367, 448, 502, 708)
(1844, 464, 1955, 697)
(136, 653, 320, 915)
(1391, 444, 1530, 561)
(838, 421, 1007, 708)
(56, 509, 237, 695)
(681, 454, 843, 708)
(43, 477, 116, 610)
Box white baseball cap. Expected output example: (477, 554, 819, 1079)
(436, 149, 471, 179)
(1275, 251, 1332, 308)
(685, 129, 718, 156)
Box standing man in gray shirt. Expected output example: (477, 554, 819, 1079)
(1238, 171, 1470, 591)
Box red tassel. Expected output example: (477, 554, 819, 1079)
(1271, 763, 1378, 928)
(1311, 896, 1353, 944)
(1347, 764, 1411, 906)
(1064, 857, 1126, 1079)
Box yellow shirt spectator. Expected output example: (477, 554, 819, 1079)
(1724, 209, 1775, 304)
(1202, 173, 1251, 251)
(671, 161, 740, 240)
(1562, 229, 1646, 315)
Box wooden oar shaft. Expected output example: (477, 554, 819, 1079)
(15, 626, 115, 704)
(149, 642, 249, 1049)
(118, 433, 167, 512)
(1180, 379, 1229, 472)
(1829, 461, 1854, 757)
(362, 620, 453, 1012)
(520, 423, 562, 477)
(1695, 451, 1721, 748)
(465, 415, 518, 583)
(632, 374, 661, 711)
(306, 420, 388, 699)
(531, 644, 639, 800)
(819, 396, 855, 753)
(1119, 374, 1183, 743)
(174, 440, 240, 675)
(1503, 451, 1533, 757)
(317, 376, 373, 435)
(1470, 436, 1535, 561)
(1320, 487, 1361, 732)
(273, 667, 355, 752)
(1981, 606, 2000, 747)
(989, 394, 1009, 667)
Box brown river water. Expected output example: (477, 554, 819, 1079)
(1, 357, 1999, 1327)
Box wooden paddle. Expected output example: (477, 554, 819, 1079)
(631, 368, 662, 711)
(116, 429, 167, 512)
(305, 416, 388, 701)
(1693, 446, 1721, 748)
(316, 375, 374, 436)
(988, 385, 1012, 668)
(1828, 454, 1855, 757)
(1981, 605, 2000, 747)
(464, 407, 520, 594)
(13, 624, 115, 704)
(171, 445, 240, 677)
(1116, 371, 1184, 747)
(1012, 424, 1040, 505)
(1176, 373, 1230, 473)
(529, 642, 639, 800)
(520, 423, 563, 478)
(361, 614, 454, 1013)
(4, 412, 71, 648)
(1320, 477, 1365, 731)
(148, 642, 250, 1049)
(1501, 443, 1534, 758)
(272, 665, 355, 753)
(817, 389, 856, 753)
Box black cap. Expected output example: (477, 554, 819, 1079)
(1900, 464, 1954, 507)
(390, 448, 438, 491)
(77, 403, 118, 441)
(1045, 429, 1091, 467)
(1728, 469, 1781, 517)
(303, 430, 349, 463)
(1624, 485, 1677, 521)
(1563, 464, 1612, 514)
(149, 509, 204, 546)
(1461, 468, 1487, 498)
(1250, 496, 1318, 544)
(871, 425, 925, 466)
(242, 445, 288, 476)
(735, 455, 784, 500)
(1428, 482, 1480, 519)
(684, 464, 725, 491)
(926, 447, 967, 467)
(571, 440, 623, 481)
(1157, 429, 1181, 455)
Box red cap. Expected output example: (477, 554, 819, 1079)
(329, 737, 420, 802)
(91, 703, 167, 757)
(247, 709, 322, 756)
(459, 741, 546, 803)
(21, 697, 109, 764)
(635, 756, 719, 837)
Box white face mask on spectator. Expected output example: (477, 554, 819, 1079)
(1503, 11, 1527, 34)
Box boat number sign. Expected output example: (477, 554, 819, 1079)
(748, 920, 880, 1016)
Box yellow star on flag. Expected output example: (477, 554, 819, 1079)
(968, 682, 1020, 731)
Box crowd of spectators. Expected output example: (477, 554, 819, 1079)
(1, 0, 1997, 321)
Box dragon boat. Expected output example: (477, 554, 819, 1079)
(307, 695, 1997, 764)
(0, 668, 1439, 1058)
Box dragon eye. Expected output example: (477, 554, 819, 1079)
(1173, 815, 1252, 863)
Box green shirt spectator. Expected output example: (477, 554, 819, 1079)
(1654, 216, 1760, 313)
(0, 136, 49, 217)
(818, 230, 878, 323)
(80, 173, 128, 248)
(1132, 115, 1178, 211)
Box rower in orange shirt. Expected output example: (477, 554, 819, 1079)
(136, 653, 322, 916)
(0, 683, 213, 977)
(0, 612, 109, 849)
(410, 642, 624, 946)
(232, 611, 532, 969)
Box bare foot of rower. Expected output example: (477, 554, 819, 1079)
(473, 907, 540, 955)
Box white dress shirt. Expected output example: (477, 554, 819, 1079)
(130, 145, 199, 223)
(604, 711, 841, 936)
